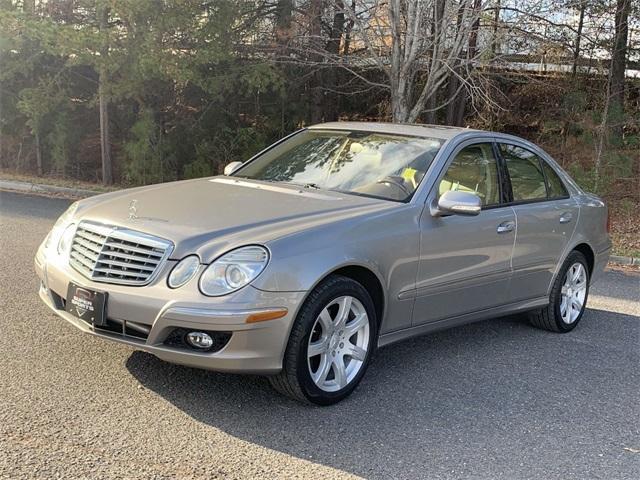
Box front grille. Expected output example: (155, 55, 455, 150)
(69, 221, 173, 286)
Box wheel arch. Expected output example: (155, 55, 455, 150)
(572, 242, 595, 277)
(330, 265, 385, 328)
(299, 262, 387, 331)
(548, 240, 596, 296)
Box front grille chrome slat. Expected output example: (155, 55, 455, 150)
(70, 251, 97, 271)
(97, 258, 157, 271)
(75, 229, 108, 245)
(71, 243, 100, 263)
(93, 267, 149, 278)
(103, 242, 165, 258)
(69, 258, 93, 278)
(99, 250, 161, 264)
(69, 221, 173, 286)
(73, 237, 104, 255)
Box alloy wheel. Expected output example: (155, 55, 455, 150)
(559, 262, 587, 324)
(307, 296, 370, 392)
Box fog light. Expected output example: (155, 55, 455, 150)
(185, 331, 213, 350)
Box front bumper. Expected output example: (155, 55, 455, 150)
(35, 254, 305, 374)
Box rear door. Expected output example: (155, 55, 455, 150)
(412, 139, 515, 325)
(497, 142, 579, 301)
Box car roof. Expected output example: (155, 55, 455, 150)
(308, 121, 484, 140)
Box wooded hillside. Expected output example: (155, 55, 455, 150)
(1, 1, 638, 228)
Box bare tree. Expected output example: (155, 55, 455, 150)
(381, 0, 488, 122)
(280, 0, 491, 123)
(446, 0, 482, 126)
(571, 0, 587, 77)
(424, 0, 446, 123)
(324, 1, 347, 120)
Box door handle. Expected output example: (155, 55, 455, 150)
(559, 212, 573, 224)
(497, 221, 515, 234)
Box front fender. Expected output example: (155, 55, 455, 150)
(251, 203, 423, 333)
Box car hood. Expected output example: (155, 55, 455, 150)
(75, 177, 396, 260)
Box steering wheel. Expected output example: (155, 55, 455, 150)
(376, 176, 411, 196)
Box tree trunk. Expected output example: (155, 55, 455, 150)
(609, 0, 630, 143)
(389, 0, 411, 123)
(490, 0, 501, 57)
(446, 5, 466, 126)
(326, 1, 344, 56)
(35, 130, 42, 176)
(448, 0, 481, 127)
(324, 1, 345, 121)
(98, 3, 113, 185)
(342, 0, 355, 55)
(274, 0, 293, 53)
(308, 0, 324, 124)
(595, 68, 613, 192)
(572, 1, 586, 78)
(24, 0, 40, 175)
(424, 0, 446, 124)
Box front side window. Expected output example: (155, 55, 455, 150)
(235, 130, 444, 202)
(439, 143, 501, 206)
(499, 144, 547, 202)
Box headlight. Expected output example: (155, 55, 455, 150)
(44, 202, 79, 252)
(199, 246, 269, 296)
(57, 223, 76, 255)
(168, 255, 201, 289)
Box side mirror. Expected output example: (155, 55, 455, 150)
(224, 161, 243, 176)
(432, 190, 481, 217)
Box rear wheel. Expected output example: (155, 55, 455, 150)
(529, 250, 590, 333)
(269, 275, 377, 405)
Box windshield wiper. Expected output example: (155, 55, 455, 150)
(276, 181, 322, 190)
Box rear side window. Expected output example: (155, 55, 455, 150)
(542, 161, 569, 198)
(499, 144, 547, 202)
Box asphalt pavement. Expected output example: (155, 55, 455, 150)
(1, 190, 638, 479)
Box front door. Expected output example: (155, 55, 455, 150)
(412, 141, 515, 326)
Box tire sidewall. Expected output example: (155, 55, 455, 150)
(551, 252, 590, 332)
(294, 277, 378, 406)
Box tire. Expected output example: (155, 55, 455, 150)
(269, 275, 378, 405)
(529, 250, 590, 333)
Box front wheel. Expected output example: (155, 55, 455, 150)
(529, 250, 590, 333)
(269, 275, 377, 405)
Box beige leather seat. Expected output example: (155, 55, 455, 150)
(439, 148, 487, 199)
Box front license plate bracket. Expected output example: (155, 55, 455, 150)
(65, 283, 108, 327)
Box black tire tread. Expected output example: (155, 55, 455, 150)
(529, 299, 561, 332)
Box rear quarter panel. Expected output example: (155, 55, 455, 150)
(567, 193, 611, 284)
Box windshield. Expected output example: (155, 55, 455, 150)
(234, 130, 445, 202)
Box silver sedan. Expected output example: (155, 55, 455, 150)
(35, 122, 611, 405)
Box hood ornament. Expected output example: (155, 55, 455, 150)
(128, 200, 138, 221)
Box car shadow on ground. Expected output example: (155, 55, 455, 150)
(126, 308, 639, 479)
